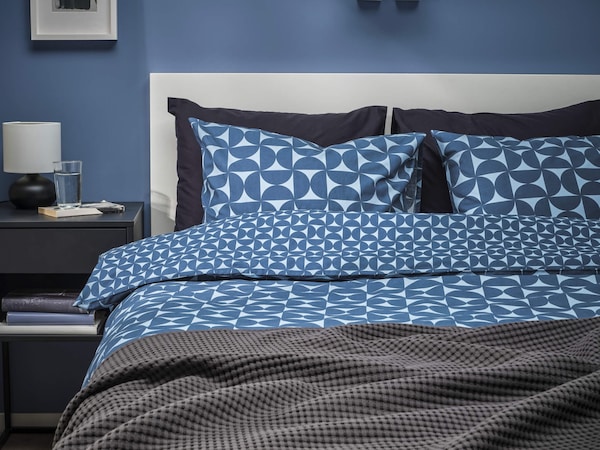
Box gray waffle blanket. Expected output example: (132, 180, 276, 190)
(54, 318, 600, 449)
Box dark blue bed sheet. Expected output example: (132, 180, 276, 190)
(76, 210, 600, 384)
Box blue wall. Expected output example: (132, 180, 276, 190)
(1, 0, 600, 233)
(145, 0, 600, 75)
(0, 0, 599, 414)
(0, 1, 148, 223)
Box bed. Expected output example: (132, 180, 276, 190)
(53, 74, 600, 449)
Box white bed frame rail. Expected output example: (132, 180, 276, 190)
(150, 73, 600, 235)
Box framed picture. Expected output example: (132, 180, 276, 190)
(30, 0, 117, 41)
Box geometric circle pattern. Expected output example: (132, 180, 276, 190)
(83, 269, 600, 385)
(190, 119, 425, 222)
(77, 209, 600, 383)
(433, 131, 600, 219)
(75, 209, 600, 312)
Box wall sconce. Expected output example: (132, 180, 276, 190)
(358, 0, 420, 5)
(2, 122, 62, 209)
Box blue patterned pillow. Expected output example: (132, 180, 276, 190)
(433, 131, 600, 219)
(190, 119, 425, 222)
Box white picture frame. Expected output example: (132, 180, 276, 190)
(30, 0, 117, 41)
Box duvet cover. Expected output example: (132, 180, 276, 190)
(53, 210, 600, 449)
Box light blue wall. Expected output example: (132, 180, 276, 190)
(0, 0, 599, 414)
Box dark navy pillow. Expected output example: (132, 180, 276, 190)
(392, 100, 600, 213)
(168, 98, 387, 230)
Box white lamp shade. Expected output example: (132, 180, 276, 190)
(2, 122, 61, 174)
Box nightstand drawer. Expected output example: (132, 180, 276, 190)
(0, 228, 127, 274)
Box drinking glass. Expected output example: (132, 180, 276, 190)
(53, 160, 82, 209)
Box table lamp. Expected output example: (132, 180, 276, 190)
(2, 121, 61, 209)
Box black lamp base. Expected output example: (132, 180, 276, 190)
(8, 174, 56, 209)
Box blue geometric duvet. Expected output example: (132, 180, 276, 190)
(77, 210, 600, 384)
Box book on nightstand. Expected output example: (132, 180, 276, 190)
(1, 289, 82, 314)
(5, 311, 95, 325)
(0, 312, 105, 335)
(38, 206, 102, 218)
(0, 289, 104, 335)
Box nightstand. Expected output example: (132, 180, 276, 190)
(0, 201, 143, 445)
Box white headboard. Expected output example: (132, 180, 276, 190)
(149, 73, 600, 235)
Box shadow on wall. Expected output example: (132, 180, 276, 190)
(151, 190, 175, 235)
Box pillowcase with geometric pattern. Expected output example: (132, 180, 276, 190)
(170, 98, 388, 230)
(433, 130, 600, 219)
(190, 118, 425, 223)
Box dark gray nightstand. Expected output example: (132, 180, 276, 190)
(0, 201, 144, 445)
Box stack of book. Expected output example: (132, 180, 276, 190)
(0, 289, 101, 335)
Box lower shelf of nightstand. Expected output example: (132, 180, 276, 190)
(0, 334, 102, 448)
(0, 426, 56, 449)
